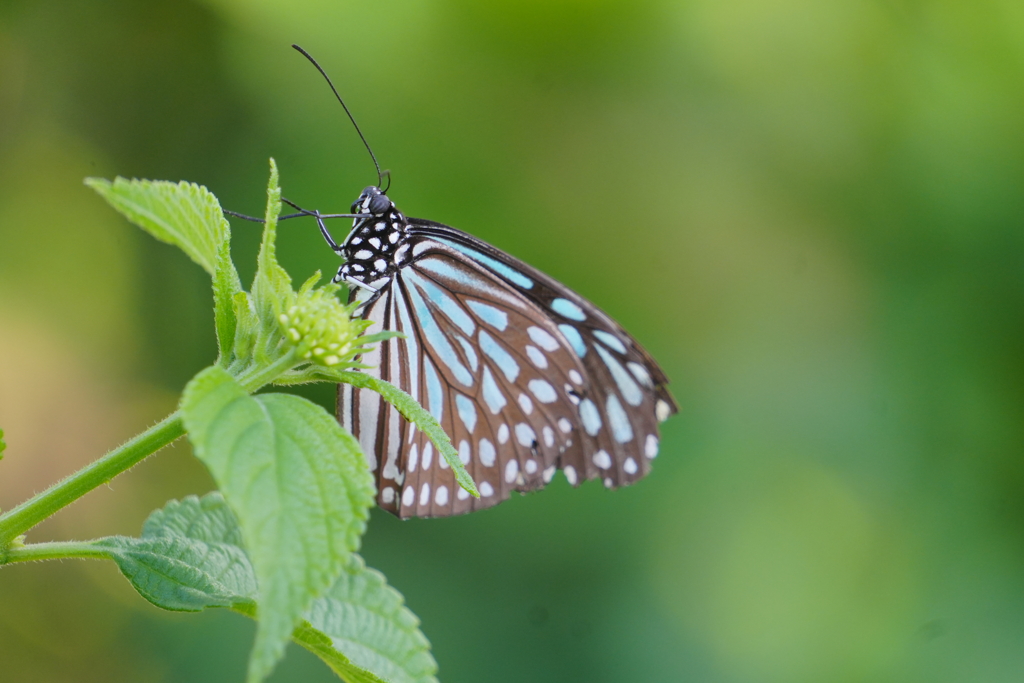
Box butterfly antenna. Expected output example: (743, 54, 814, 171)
(292, 44, 385, 190)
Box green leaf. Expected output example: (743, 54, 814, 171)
(100, 493, 436, 683)
(333, 371, 479, 498)
(96, 493, 256, 611)
(181, 366, 375, 683)
(214, 238, 243, 365)
(250, 159, 292, 361)
(85, 177, 228, 276)
(297, 554, 439, 683)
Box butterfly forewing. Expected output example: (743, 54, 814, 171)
(338, 204, 677, 518)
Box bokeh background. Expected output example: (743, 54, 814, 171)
(2, 0, 1024, 681)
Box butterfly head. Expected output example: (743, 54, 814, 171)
(352, 186, 394, 215)
(334, 187, 407, 290)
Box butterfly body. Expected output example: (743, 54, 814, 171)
(332, 186, 677, 518)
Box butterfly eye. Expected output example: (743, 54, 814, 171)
(369, 193, 392, 214)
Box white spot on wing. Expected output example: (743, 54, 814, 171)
(564, 466, 578, 485)
(402, 486, 415, 507)
(480, 481, 495, 497)
(525, 345, 548, 369)
(478, 438, 496, 467)
(656, 400, 672, 422)
(527, 326, 559, 351)
(505, 459, 519, 483)
(645, 434, 659, 458)
(558, 418, 572, 433)
(382, 487, 395, 504)
(594, 450, 612, 469)
(435, 485, 449, 506)
(542, 426, 555, 447)
(419, 483, 431, 507)
(498, 424, 510, 444)
(518, 393, 534, 414)
(624, 457, 638, 474)
(515, 423, 536, 447)
(528, 379, 557, 403)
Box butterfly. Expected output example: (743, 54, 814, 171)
(311, 185, 678, 518)
(261, 45, 678, 518)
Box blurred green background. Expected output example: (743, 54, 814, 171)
(2, 0, 1024, 681)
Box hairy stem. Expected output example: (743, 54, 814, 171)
(1, 540, 111, 565)
(0, 413, 185, 548)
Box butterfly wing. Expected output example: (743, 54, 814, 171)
(339, 219, 677, 518)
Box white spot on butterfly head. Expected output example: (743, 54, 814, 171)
(593, 450, 612, 469)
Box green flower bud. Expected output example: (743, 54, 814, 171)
(278, 285, 360, 366)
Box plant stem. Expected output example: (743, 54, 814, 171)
(0, 413, 185, 548)
(236, 350, 298, 393)
(1, 540, 111, 565)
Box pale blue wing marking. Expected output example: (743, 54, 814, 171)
(455, 335, 479, 371)
(406, 271, 476, 335)
(605, 394, 634, 443)
(557, 324, 588, 358)
(551, 298, 586, 321)
(433, 237, 535, 289)
(527, 379, 557, 403)
(594, 330, 627, 354)
(595, 344, 643, 406)
(481, 366, 507, 414)
(579, 398, 602, 436)
(479, 330, 520, 382)
(424, 360, 444, 423)
(406, 277, 474, 386)
(455, 394, 478, 434)
(466, 300, 509, 331)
